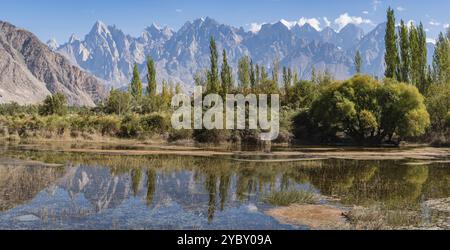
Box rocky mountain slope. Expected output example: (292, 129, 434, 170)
(0, 21, 108, 106)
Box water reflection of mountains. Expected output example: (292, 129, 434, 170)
(1, 157, 450, 217)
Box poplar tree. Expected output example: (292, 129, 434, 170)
(354, 50, 362, 74)
(146, 56, 157, 96)
(161, 79, 171, 106)
(207, 37, 220, 94)
(399, 20, 410, 83)
(432, 29, 450, 84)
(261, 67, 268, 82)
(220, 49, 233, 96)
(283, 67, 293, 104)
(250, 60, 257, 91)
(385, 7, 400, 79)
(272, 58, 280, 84)
(417, 23, 429, 92)
(255, 64, 261, 86)
(130, 63, 143, 100)
(238, 56, 251, 91)
(409, 24, 420, 86)
(293, 70, 299, 84)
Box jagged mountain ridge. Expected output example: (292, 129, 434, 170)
(0, 21, 108, 106)
(55, 17, 434, 89)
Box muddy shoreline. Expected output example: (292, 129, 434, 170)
(2, 140, 449, 162)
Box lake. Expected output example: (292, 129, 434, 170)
(0, 143, 449, 229)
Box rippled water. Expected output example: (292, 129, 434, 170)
(0, 147, 449, 229)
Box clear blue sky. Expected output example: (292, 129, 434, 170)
(1, 0, 449, 43)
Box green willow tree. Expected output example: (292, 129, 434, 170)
(130, 63, 143, 100)
(146, 56, 157, 97)
(354, 50, 362, 74)
(220, 49, 233, 96)
(385, 7, 400, 80)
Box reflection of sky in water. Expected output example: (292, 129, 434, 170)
(0, 188, 294, 229)
(0, 155, 449, 230)
(0, 166, 298, 229)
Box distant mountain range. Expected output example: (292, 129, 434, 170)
(50, 17, 435, 89)
(0, 21, 107, 106)
(0, 18, 437, 106)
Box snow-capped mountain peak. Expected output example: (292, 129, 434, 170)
(46, 38, 59, 50)
(55, 19, 411, 89)
(68, 34, 79, 44)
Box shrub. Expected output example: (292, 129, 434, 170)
(69, 115, 94, 134)
(168, 129, 193, 142)
(39, 93, 67, 116)
(140, 95, 167, 114)
(193, 129, 230, 144)
(0, 103, 38, 116)
(93, 115, 121, 136)
(43, 115, 70, 136)
(120, 114, 143, 138)
(140, 113, 170, 135)
(105, 89, 131, 116)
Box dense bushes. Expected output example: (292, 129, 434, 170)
(295, 75, 430, 144)
(0, 112, 171, 140)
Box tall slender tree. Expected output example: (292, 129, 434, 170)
(293, 70, 299, 84)
(272, 58, 280, 84)
(399, 20, 411, 83)
(282, 67, 293, 103)
(432, 29, 450, 84)
(409, 24, 420, 86)
(146, 56, 157, 96)
(255, 64, 261, 86)
(261, 66, 268, 82)
(130, 63, 143, 100)
(354, 50, 362, 74)
(207, 37, 220, 93)
(220, 49, 233, 96)
(385, 7, 400, 79)
(250, 60, 257, 91)
(417, 23, 429, 92)
(161, 79, 171, 106)
(238, 56, 251, 91)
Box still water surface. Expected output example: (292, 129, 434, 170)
(0, 146, 449, 229)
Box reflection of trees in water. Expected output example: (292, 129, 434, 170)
(0, 165, 65, 211)
(205, 172, 217, 223)
(4, 149, 450, 221)
(303, 160, 435, 209)
(131, 169, 142, 196)
(219, 173, 231, 211)
(146, 169, 156, 206)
